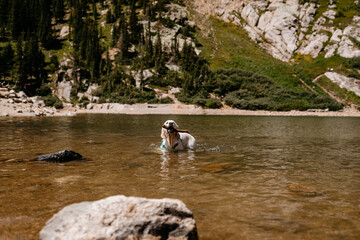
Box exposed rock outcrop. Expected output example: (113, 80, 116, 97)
(192, 0, 360, 61)
(34, 150, 83, 163)
(40, 195, 198, 240)
(324, 72, 360, 96)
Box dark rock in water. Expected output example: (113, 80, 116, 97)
(39, 195, 198, 240)
(34, 150, 82, 163)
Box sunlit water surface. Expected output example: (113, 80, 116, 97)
(0, 114, 360, 240)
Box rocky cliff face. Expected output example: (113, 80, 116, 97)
(192, 0, 360, 61)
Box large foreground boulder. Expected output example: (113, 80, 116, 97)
(40, 195, 198, 240)
(34, 150, 82, 162)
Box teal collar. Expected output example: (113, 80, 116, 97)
(161, 138, 182, 150)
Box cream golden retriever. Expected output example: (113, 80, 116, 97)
(160, 120, 196, 150)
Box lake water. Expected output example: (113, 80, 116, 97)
(0, 114, 360, 240)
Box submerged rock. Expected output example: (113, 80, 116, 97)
(40, 195, 198, 240)
(34, 150, 83, 163)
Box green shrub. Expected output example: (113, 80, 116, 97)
(159, 97, 174, 104)
(205, 98, 222, 109)
(70, 88, 78, 98)
(42, 95, 63, 109)
(193, 97, 207, 107)
(160, 17, 176, 29)
(79, 96, 89, 102)
(80, 100, 90, 108)
(91, 87, 103, 97)
(98, 96, 107, 104)
(36, 84, 52, 96)
(214, 69, 343, 111)
(175, 91, 194, 104)
(54, 100, 64, 109)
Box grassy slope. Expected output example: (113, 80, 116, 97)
(194, 16, 316, 92)
(192, 5, 359, 107)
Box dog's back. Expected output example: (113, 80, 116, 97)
(179, 132, 196, 150)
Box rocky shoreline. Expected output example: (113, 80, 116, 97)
(1, 87, 360, 118)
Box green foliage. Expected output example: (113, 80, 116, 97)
(106, 10, 115, 23)
(205, 98, 222, 109)
(345, 57, 360, 69)
(193, 97, 207, 107)
(160, 17, 176, 29)
(36, 84, 52, 96)
(0, 43, 14, 80)
(159, 96, 174, 104)
(15, 36, 46, 95)
(43, 95, 63, 109)
(214, 69, 342, 111)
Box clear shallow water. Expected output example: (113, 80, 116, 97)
(0, 114, 360, 240)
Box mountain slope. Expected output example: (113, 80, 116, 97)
(0, 0, 358, 111)
(189, 0, 360, 109)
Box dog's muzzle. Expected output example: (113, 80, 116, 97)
(162, 124, 190, 134)
(163, 125, 176, 133)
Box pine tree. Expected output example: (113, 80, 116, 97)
(129, 0, 141, 43)
(92, 0, 97, 20)
(10, 0, 22, 40)
(111, 23, 119, 47)
(39, 0, 53, 47)
(117, 16, 129, 59)
(0, 43, 14, 80)
(113, 0, 122, 19)
(106, 10, 114, 23)
(86, 20, 101, 79)
(14, 38, 26, 87)
(0, 0, 10, 38)
(25, 36, 46, 90)
(54, 0, 65, 23)
(144, 18, 153, 67)
(154, 30, 165, 73)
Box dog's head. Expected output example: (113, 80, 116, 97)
(161, 120, 179, 139)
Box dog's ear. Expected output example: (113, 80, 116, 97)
(161, 127, 167, 139)
(173, 122, 179, 129)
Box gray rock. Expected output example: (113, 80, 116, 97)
(59, 25, 69, 39)
(34, 150, 83, 163)
(132, 69, 154, 88)
(40, 195, 198, 240)
(86, 103, 94, 110)
(16, 91, 27, 98)
(0, 90, 9, 98)
(337, 36, 360, 58)
(57, 80, 72, 102)
(164, 4, 187, 23)
(192, 0, 360, 61)
(324, 72, 360, 96)
(298, 33, 329, 58)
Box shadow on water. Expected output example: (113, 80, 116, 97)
(0, 115, 360, 240)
